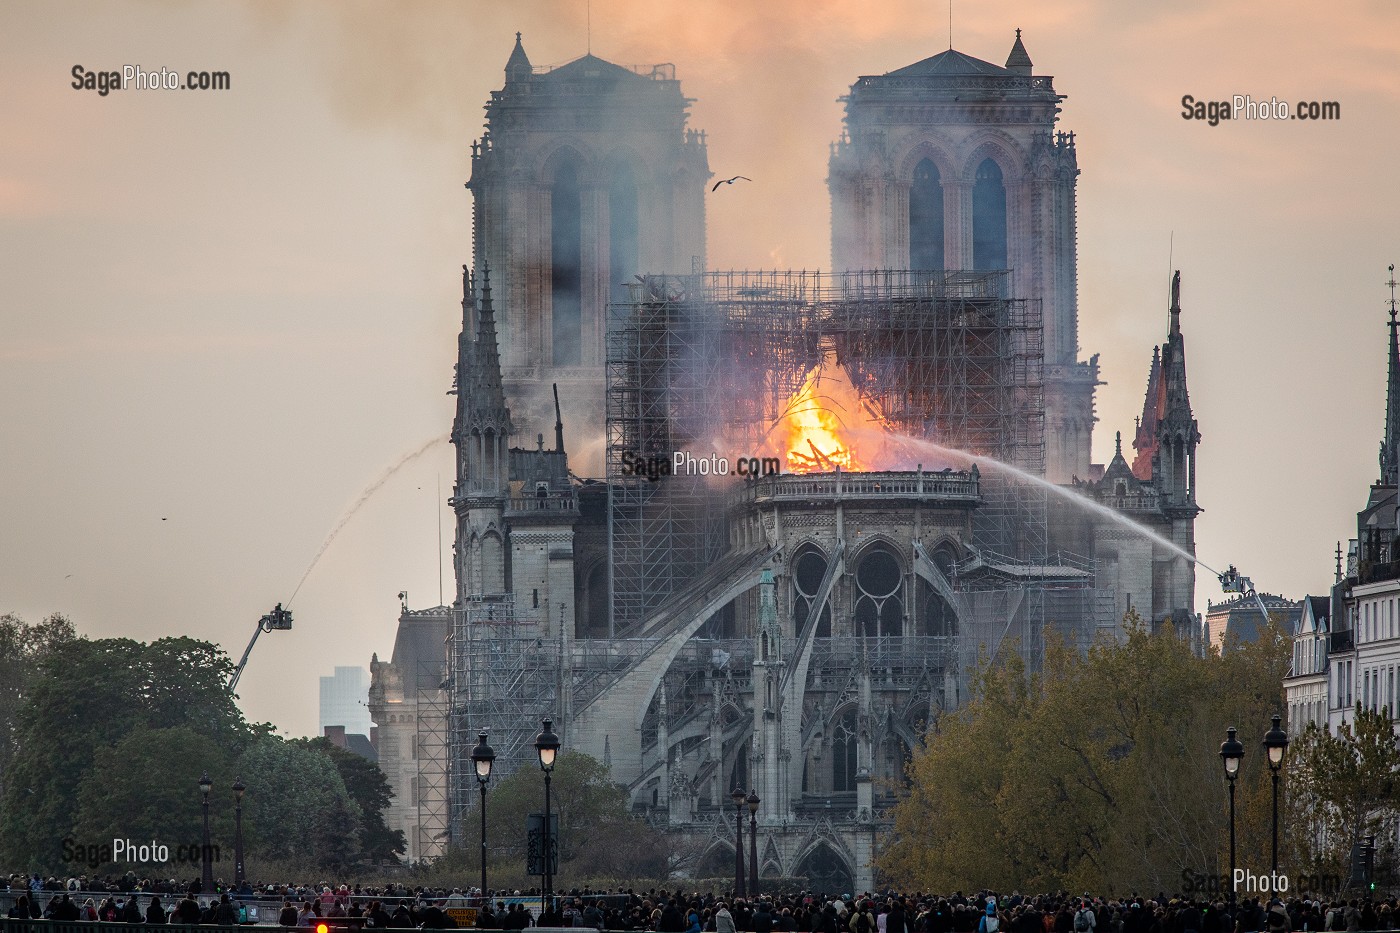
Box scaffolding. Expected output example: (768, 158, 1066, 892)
(606, 269, 1048, 633)
(414, 652, 451, 859)
(448, 596, 561, 838)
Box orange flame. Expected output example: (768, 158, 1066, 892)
(770, 359, 875, 473)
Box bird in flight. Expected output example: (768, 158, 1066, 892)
(712, 175, 752, 192)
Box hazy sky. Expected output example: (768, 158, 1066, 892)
(3, 1, 1398, 738)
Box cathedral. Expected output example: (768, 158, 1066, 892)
(369, 30, 1204, 889)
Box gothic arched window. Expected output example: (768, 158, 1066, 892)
(551, 160, 583, 365)
(972, 158, 1007, 271)
(792, 546, 832, 638)
(909, 158, 944, 273)
(854, 545, 903, 637)
(609, 163, 639, 314)
(831, 709, 858, 792)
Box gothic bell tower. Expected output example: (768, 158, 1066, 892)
(451, 264, 512, 601)
(466, 34, 711, 457)
(828, 30, 1096, 482)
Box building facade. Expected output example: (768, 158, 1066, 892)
(1284, 270, 1400, 739)
(319, 665, 373, 737)
(371, 32, 1204, 891)
(827, 33, 1096, 484)
(466, 36, 710, 453)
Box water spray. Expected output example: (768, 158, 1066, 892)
(229, 434, 449, 695)
(286, 433, 449, 607)
(865, 428, 1226, 578)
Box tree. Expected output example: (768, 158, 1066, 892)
(293, 736, 405, 862)
(877, 614, 1293, 894)
(0, 636, 251, 871)
(0, 613, 76, 800)
(234, 735, 362, 870)
(71, 726, 236, 870)
(1285, 706, 1400, 889)
(477, 750, 670, 884)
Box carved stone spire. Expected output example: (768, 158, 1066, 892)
(1382, 264, 1399, 485)
(505, 32, 532, 85)
(466, 264, 513, 436)
(1130, 346, 1161, 481)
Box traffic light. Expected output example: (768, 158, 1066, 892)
(315, 923, 329, 933)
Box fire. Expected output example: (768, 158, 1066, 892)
(770, 358, 874, 473)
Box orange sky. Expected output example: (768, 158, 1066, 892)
(2, 0, 1398, 737)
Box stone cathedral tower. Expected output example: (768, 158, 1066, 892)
(828, 30, 1097, 483)
(466, 35, 711, 454)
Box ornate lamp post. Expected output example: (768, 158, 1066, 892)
(747, 790, 760, 896)
(535, 718, 560, 918)
(731, 786, 747, 898)
(198, 771, 214, 891)
(471, 731, 496, 905)
(1263, 713, 1290, 874)
(232, 777, 246, 887)
(1220, 727, 1244, 910)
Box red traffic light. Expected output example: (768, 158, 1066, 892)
(316, 923, 329, 933)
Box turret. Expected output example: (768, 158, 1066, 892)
(453, 263, 513, 498)
(1005, 28, 1033, 75)
(1156, 271, 1200, 508)
(1131, 346, 1161, 481)
(505, 32, 531, 86)
(1380, 264, 1399, 486)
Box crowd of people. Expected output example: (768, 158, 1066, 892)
(4, 877, 1400, 933)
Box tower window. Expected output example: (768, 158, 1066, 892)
(551, 160, 583, 365)
(972, 158, 1007, 271)
(609, 163, 639, 314)
(909, 158, 944, 273)
(832, 709, 858, 793)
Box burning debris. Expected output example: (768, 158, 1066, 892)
(768, 356, 893, 473)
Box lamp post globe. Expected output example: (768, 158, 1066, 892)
(1263, 714, 1289, 769)
(535, 717, 560, 772)
(1219, 726, 1244, 778)
(1262, 713, 1289, 873)
(1219, 727, 1244, 911)
(534, 718, 561, 919)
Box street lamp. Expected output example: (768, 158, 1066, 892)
(535, 718, 560, 919)
(1220, 726, 1244, 910)
(1263, 713, 1290, 874)
(198, 771, 214, 891)
(747, 790, 760, 896)
(471, 731, 496, 905)
(232, 777, 246, 888)
(731, 786, 747, 898)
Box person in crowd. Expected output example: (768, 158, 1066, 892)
(715, 902, 736, 933)
(145, 895, 166, 925)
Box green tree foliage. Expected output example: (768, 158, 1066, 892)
(0, 636, 250, 870)
(878, 614, 1293, 894)
(72, 726, 235, 868)
(234, 735, 362, 869)
(293, 737, 406, 863)
(1284, 707, 1400, 886)
(313, 794, 366, 878)
(471, 750, 670, 886)
(0, 613, 76, 799)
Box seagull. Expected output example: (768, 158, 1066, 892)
(711, 175, 752, 192)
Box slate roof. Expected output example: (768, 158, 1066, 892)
(887, 49, 1010, 78)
